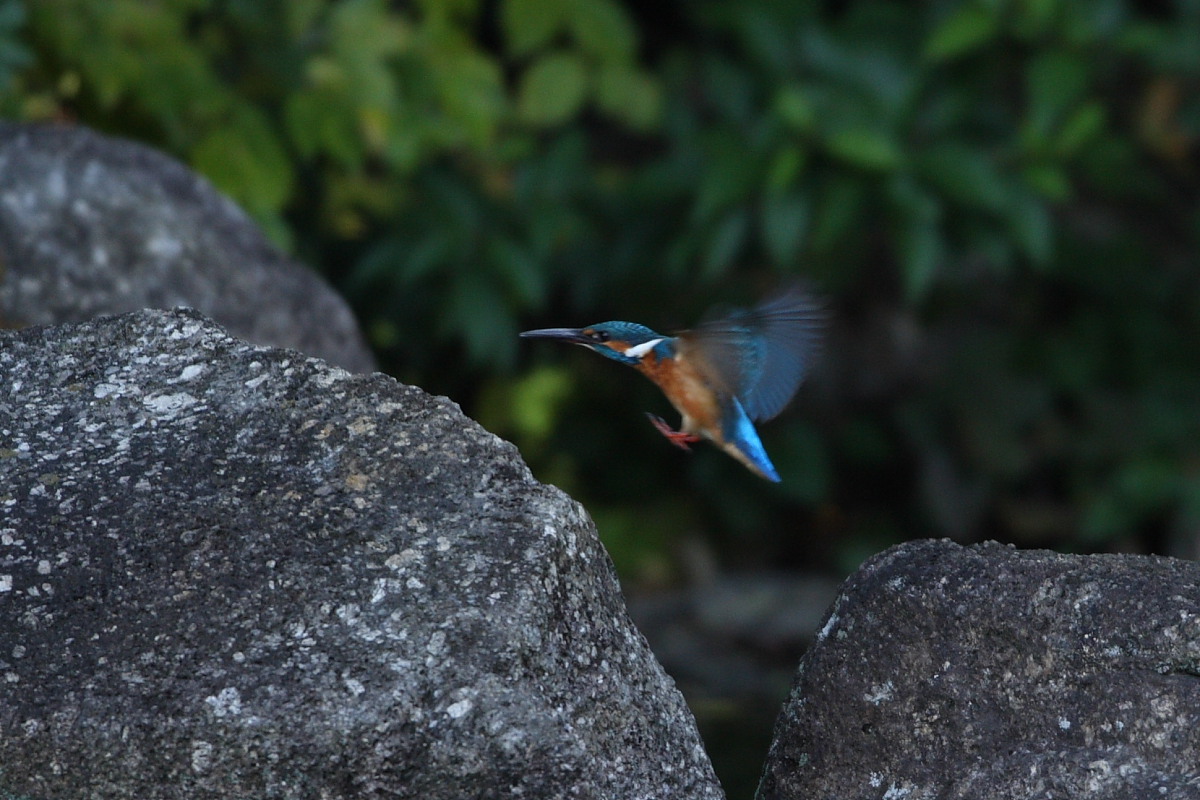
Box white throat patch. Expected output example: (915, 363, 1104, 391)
(623, 338, 663, 359)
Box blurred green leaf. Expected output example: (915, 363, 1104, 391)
(764, 146, 807, 193)
(702, 209, 750, 279)
(1056, 102, 1106, 155)
(738, 7, 795, 72)
(924, 4, 999, 62)
(1080, 493, 1123, 544)
(1013, 0, 1058, 39)
(191, 107, 293, 216)
(396, 234, 454, 283)
(0, 0, 31, 88)
(517, 51, 588, 125)
(887, 175, 943, 299)
(837, 419, 893, 465)
(566, 0, 636, 62)
(1021, 163, 1072, 201)
(824, 128, 902, 171)
(770, 422, 830, 504)
(595, 63, 662, 130)
(283, 0, 325, 39)
(1005, 194, 1054, 267)
(426, 47, 506, 148)
(895, 212, 944, 303)
(1060, 0, 1128, 45)
(347, 236, 407, 293)
(693, 133, 761, 221)
(773, 85, 816, 132)
(12, 0, 1200, 618)
(1117, 458, 1179, 508)
(590, 505, 681, 584)
(501, 0, 566, 57)
(286, 88, 364, 165)
(330, 0, 407, 72)
(0, 0, 24, 28)
(1025, 50, 1090, 138)
(443, 272, 518, 367)
(489, 237, 546, 306)
(511, 365, 575, 441)
(1179, 478, 1200, 531)
(810, 176, 866, 252)
(759, 193, 810, 268)
(917, 143, 1008, 212)
(701, 54, 756, 123)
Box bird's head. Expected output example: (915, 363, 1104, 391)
(520, 321, 670, 366)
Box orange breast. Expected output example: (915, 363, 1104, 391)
(636, 352, 723, 437)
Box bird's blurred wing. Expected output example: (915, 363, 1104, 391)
(680, 283, 826, 421)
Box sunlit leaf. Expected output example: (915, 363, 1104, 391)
(511, 365, 575, 441)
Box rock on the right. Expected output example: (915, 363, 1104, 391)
(758, 539, 1200, 800)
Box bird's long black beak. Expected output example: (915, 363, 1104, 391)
(519, 327, 592, 345)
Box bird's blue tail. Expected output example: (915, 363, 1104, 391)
(722, 399, 781, 482)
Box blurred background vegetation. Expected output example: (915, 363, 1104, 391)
(3, 0, 1200, 794)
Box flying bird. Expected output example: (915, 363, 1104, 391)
(520, 284, 825, 481)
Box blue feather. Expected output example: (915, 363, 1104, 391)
(684, 284, 825, 421)
(719, 398, 779, 481)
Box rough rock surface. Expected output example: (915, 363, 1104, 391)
(0, 121, 374, 373)
(0, 308, 723, 800)
(758, 539, 1200, 800)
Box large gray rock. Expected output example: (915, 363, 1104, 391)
(758, 539, 1200, 800)
(0, 308, 722, 799)
(0, 122, 374, 373)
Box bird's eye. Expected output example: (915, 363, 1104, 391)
(587, 330, 610, 343)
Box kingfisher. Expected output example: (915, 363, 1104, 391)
(520, 284, 825, 482)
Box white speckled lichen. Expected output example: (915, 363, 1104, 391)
(0, 309, 723, 800)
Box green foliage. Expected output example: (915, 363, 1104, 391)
(5, 0, 1200, 582)
(0, 1, 31, 91)
(7, 4, 1200, 797)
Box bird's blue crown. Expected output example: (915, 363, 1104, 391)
(585, 321, 671, 364)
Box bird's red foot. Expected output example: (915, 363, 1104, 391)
(646, 414, 701, 451)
